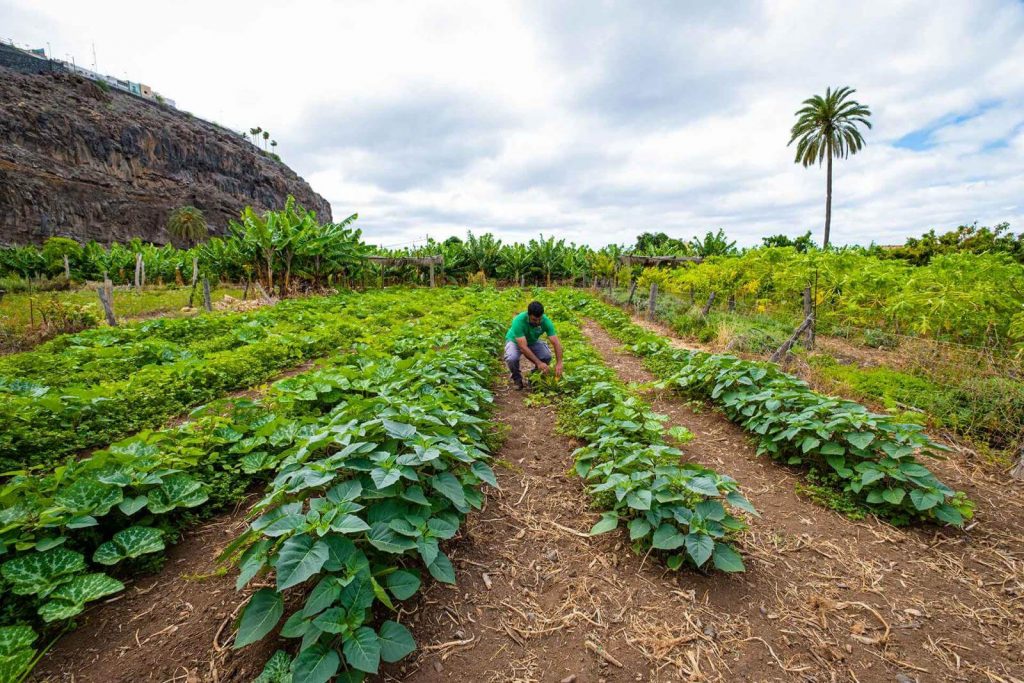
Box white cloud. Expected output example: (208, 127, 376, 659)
(2, 0, 1023, 248)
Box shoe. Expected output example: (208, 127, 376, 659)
(512, 376, 524, 391)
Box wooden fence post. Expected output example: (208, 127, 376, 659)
(647, 282, 658, 321)
(140, 258, 146, 289)
(728, 294, 736, 312)
(191, 257, 199, 287)
(202, 277, 212, 312)
(700, 291, 716, 317)
(803, 286, 814, 349)
(254, 281, 272, 303)
(429, 261, 435, 288)
(242, 278, 250, 301)
(134, 253, 142, 292)
(627, 279, 638, 305)
(63, 254, 71, 280)
(97, 287, 117, 326)
(770, 315, 815, 363)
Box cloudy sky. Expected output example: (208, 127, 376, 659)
(3, 0, 1023, 248)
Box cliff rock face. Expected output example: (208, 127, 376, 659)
(0, 67, 331, 245)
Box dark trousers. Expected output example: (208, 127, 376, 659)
(504, 340, 552, 382)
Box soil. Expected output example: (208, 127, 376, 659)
(28, 320, 1024, 682)
(32, 498, 284, 682)
(577, 318, 1024, 682)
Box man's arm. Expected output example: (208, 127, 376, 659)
(549, 335, 563, 376)
(516, 336, 549, 373)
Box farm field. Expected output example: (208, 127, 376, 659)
(0, 286, 1019, 683)
(0, 285, 247, 349)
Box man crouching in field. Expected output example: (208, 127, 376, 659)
(504, 300, 563, 390)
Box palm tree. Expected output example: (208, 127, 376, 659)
(270, 140, 278, 154)
(262, 130, 270, 150)
(249, 127, 259, 145)
(166, 206, 208, 248)
(788, 86, 872, 248)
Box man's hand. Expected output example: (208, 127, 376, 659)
(554, 361, 563, 377)
(536, 361, 550, 374)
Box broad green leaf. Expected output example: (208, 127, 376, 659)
(725, 491, 758, 516)
(846, 432, 875, 451)
(0, 624, 36, 657)
(933, 504, 964, 527)
(589, 512, 619, 535)
(860, 469, 885, 486)
(147, 474, 208, 514)
(368, 523, 417, 554)
(685, 533, 714, 567)
(234, 588, 283, 649)
(39, 573, 124, 622)
(291, 643, 340, 683)
(427, 552, 456, 584)
(909, 489, 942, 511)
(651, 524, 686, 550)
(625, 489, 653, 511)
(275, 535, 330, 591)
(303, 577, 342, 618)
(343, 626, 381, 674)
(327, 479, 363, 503)
(881, 488, 906, 505)
(711, 543, 745, 573)
(1, 547, 85, 597)
(819, 442, 845, 456)
(93, 526, 164, 566)
(118, 495, 149, 516)
(253, 650, 292, 683)
(386, 570, 421, 600)
(628, 517, 652, 540)
(54, 478, 122, 516)
(683, 476, 720, 497)
(378, 620, 416, 663)
(470, 461, 498, 487)
(237, 539, 273, 590)
(382, 419, 416, 440)
(331, 514, 371, 534)
(430, 472, 466, 508)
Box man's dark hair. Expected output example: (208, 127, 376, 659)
(527, 301, 544, 317)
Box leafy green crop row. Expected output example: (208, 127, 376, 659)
(0, 288, 516, 681)
(533, 298, 754, 573)
(572, 292, 973, 526)
(225, 310, 507, 681)
(0, 292, 353, 390)
(0, 289, 457, 472)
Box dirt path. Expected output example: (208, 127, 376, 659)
(33, 499, 281, 682)
(627, 307, 1024, 533)
(388, 380, 762, 682)
(579, 319, 1024, 682)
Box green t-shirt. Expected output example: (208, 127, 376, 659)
(505, 311, 557, 344)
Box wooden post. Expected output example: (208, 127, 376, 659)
(202, 277, 212, 312)
(140, 258, 146, 289)
(254, 281, 272, 303)
(647, 282, 658, 321)
(1011, 447, 1024, 481)
(728, 294, 736, 312)
(627, 279, 638, 305)
(803, 286, 814, 349)
(97, 287, 117, 326)
(63, 254, 71, 280)
(770, 315, 815, 363)
(379, 264, 384, 289)
(134, 253, 142, 292)
(429, 261, 435, 288)
(700, 291, 716, 317)
(191, 257, 199, 287)
(242, 277, 250, 301)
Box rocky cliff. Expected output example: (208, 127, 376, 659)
(0, 67, 331, 245)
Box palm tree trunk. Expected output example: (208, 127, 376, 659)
(824, 153, 833, 248)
